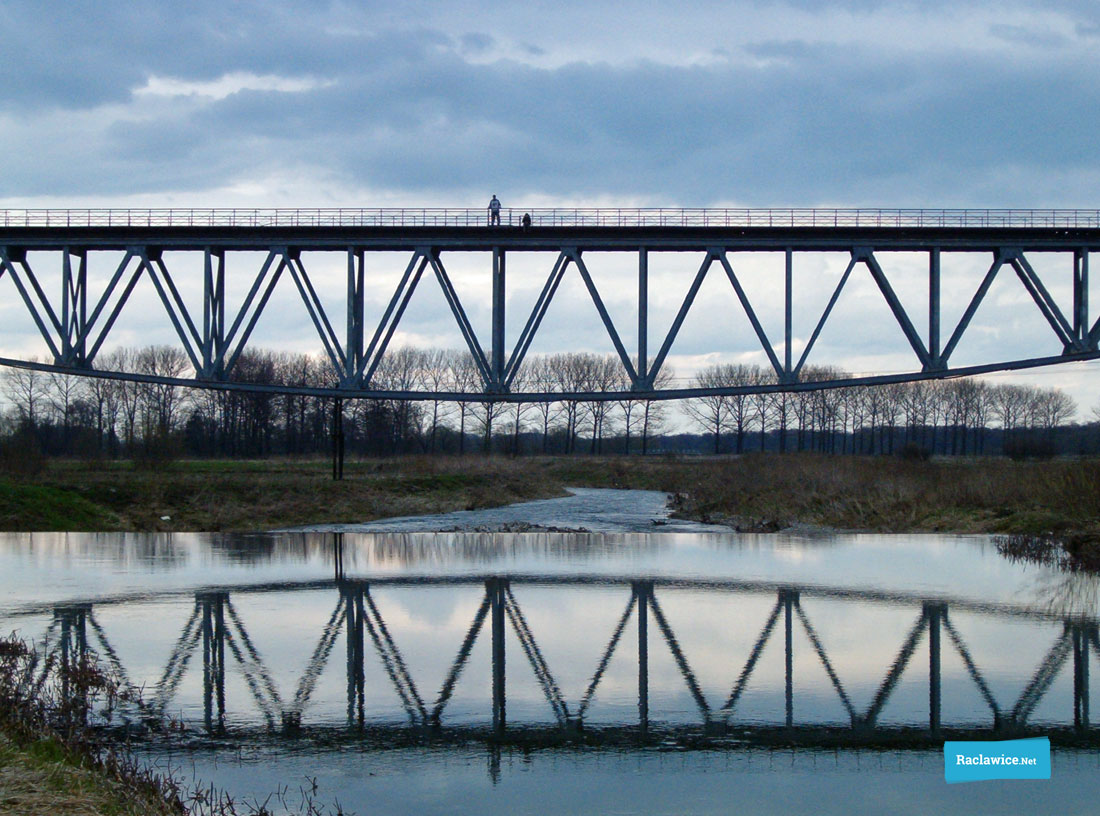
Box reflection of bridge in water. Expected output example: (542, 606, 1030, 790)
(35, 573, 1099, 748)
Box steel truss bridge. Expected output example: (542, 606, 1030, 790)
(25, 574, 1100, 747)
(1, 207, 1099, 402)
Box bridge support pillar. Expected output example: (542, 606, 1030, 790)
(344, 583, 366, 727)
(333, 532, 345, 582)
(638, 250, 648, 385)
(929, 249, 941, 368)
(198, 592, 227, 733)
(491, 248, 505, 388)
(1074, 623, 1090, 732)
(55, 605, 89, 700)
(202, 249, 226, 378)
(782, 589, 798, 727)
(634, 580, 652, 731)
(60, 249, 88, 367)
(1074, 250, 1090, 347)
(489, 578, 507, 733)
(926, 602, 944, 734)
(784, 248, 793, 378)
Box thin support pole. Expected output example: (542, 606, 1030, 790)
(332, 398, 344, 481)
(346, 249, 365, 385)
(1074, 624, 1090, 732)
(636, 581, 650, 731)
(333, 532, 344, 583)
(203, 249, 226, 378)
(927, 603, 942, 733)
(492, 248, 505, 390)
(214, 596, 225, 727)
(929, 249, 941, 368)
(784, 589, 796, 727)
(638, 249, 648, 385)
(1075, 250, 1090, 347)
(202, 600, 212, 730)
(784, 248, 792, 379)
(490, 579, 506, 733)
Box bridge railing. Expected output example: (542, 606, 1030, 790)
(3, 207, 1100, 229)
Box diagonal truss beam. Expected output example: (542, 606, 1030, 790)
(716, 252, 784, 378)
(941, 252, 1008, 365)
(504, 586, 570, 725)
(152, 604, 204, 713)
(140, 251, 203, 374)
(288, 594, 348, 717)
(860, 250, 932, 369)
(428, 252, 493, 387)
(569, 250, 639, 385)
(941, 614, 1002, 723)
(648, 252, 716, 385)
(504, 251, 569, 387)
(719, 597, 783, 719)
(361, 250, 428, 385)
(0, 248, 63, 360)
(648, 590, 711, 721)
(1010, 253, 1077, 351)
(432, 592, 492, 723)
(60, 250, 88, 366)
(285, 252, 346, 379)
(360, 587, 429, 724)
(80, 252, 141, 364)
(794, 600, 857, 723)
(1009, 630, 1073, 725)
(222, 599, 283, 721)
(222, 251, 281, 376)
(861, 611, 927, 726)
(794, 255, 858, 378)
(577, 592, 637, 720)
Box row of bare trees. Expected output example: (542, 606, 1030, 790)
(685, 363, 1080, 456)
(0, 348, 1087, 459)
(0, 347, 676, 458)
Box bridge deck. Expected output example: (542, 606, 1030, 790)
(2, 224, 1100, 251)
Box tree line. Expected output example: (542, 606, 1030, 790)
(0, 346, 1090, 461)
(683, 362, 1080, 458)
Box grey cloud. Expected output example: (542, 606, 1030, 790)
(460, 32, 495, 54)
(989, 23, 1069, 48)
(4, 22, 1100, 206)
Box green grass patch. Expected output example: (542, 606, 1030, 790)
(0, 481, 120, 531)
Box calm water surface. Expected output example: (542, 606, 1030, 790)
(2, 525, 1097, 814)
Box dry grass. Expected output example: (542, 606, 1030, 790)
(0, 732, 179, 816)
(3, 453, 1100, 536)
(656, 454, 1100, 536)
(0, 633, 183, 816)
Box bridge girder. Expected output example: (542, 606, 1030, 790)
(1, 223, 1098, 401)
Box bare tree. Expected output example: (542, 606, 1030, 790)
(446, 349, 480, 454)
(2, 359, 47, 428)
(684, 364, 733, 453)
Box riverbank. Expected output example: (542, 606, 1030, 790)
(1, 454, 1099, 540)
(0, 636, 183, 816)
(0, 731, 180, 816)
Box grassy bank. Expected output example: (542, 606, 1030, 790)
(1, 453, 1099, 537)
(0, 731, 180, 816)
(0, 637, 183, 816)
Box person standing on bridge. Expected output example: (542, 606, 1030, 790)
(488, 195, 501, 226)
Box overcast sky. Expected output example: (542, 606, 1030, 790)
(2, 0, 1099, 412)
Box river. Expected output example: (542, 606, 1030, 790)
(1, 490, 1096, 814)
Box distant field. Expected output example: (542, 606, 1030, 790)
(1, 454, 1098, 537)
